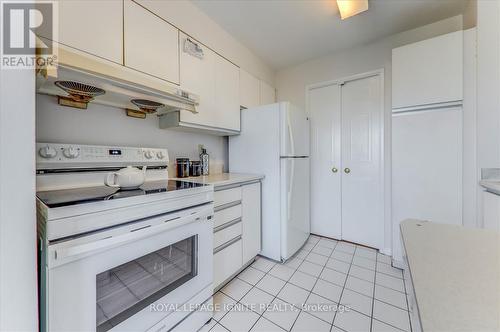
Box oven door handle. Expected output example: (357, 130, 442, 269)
(52, 209, 211, 264)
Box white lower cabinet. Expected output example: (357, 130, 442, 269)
(214, 239, 243, 288)
(212, 182, 261, 290)
(482, 191, 500, 231)
(242, 182, 261, 263)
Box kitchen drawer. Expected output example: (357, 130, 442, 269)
(214, 187, 242, 208)
(214, 220, 242, 248)
(214, 237, 243, 288)
(214, 204, 242, 228)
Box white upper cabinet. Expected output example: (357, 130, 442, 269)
(215, 56, 240, 131)
(239, 69, 260, 109)
(124, 0, 179, 84)
(53, 0, 123, 64)
(392, 31, 463, 109)
(260, 80, 276, 105)
(178, 33, 240, 133)
(178, 33, 217, 127)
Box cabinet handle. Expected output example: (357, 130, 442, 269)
(331, 167, 338, 173)
(344, 168, 351, 174)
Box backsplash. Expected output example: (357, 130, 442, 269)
(35, 94, 227, 176)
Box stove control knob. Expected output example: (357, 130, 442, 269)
(63, 146, 80, 159)
(144, 150, 154, 159)
(39, 146, 57, 159)
(156, 151, 165, 159)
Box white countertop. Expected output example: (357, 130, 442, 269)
(480, 180, 500, 195)
(401, 220, 500, 331)
(174, 173, 264, 188)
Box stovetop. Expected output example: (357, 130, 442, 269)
(37, 180, 206, 208)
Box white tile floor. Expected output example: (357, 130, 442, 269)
(201, 235, 412, 332)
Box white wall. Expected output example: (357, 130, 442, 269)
(137, 0, 275, 85)
(276, 15, 464, 254)
(0, 69, 37, 330)
(36, 95, 226, 176)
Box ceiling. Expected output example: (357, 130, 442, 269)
(192, 0, 469, 70)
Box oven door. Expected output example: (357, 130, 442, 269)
(46, 204, 213, 332)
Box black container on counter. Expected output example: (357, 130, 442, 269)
(190, 161, 202, 177)
(176, 158, 190, 178)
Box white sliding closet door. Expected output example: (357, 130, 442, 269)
(341, 75, 384, 249)
(308, 72, 384, 249)
(309, 84, 342, 239)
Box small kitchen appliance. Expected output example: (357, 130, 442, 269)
(36, 143, 214, 332)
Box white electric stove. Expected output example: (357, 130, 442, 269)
(36, 143, 214, 332)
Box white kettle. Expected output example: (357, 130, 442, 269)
(105, 166, 147, 190)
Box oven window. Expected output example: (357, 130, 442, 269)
(96, 236, 197, 332)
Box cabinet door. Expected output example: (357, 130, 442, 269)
(260, 80, 276, 105)
(242, 182, 261, 263)
(215, 56, 240, 131)
(124, 0, 179, 84)
(53, 0, 123, 64)
(483, 191, 500, 231)
(240, 69, 260, 109)
(392, 31, 463, 109)
(392, 107, 462, 262)
(178, 33, 216, 127)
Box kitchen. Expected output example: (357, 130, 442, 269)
(1, 0, 499, 332)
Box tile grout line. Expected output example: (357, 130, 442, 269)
(211, 236, 409, 332)
(263, 237, 322, 331)
(401, 269, 413, 332)
(369, 252, 378, 332)
(242, 239, 320, 332)
(288, 238, 338, 331)
(331, 244, 357, 331)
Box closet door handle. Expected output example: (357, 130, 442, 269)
(331, 167, 338, 173)
(344, 168, 351, 174)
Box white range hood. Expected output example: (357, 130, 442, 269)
(36, 44, 199, 115)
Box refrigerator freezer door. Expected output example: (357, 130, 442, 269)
(280, 157, 310, 260)
(280, 103, 310, 157)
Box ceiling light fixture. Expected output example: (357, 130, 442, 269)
(336, 0, 369, 20)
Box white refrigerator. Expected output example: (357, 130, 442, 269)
(229, 102, 310, 262)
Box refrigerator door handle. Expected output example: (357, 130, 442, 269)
(287, 109, 296, 157)
(287, 158, 295, 221)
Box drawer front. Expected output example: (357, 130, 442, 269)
(214, 221, 242, 248)
(214, 238, 242, 288)
(214, 187, 242, 207)
(214, 204, 242, 228)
